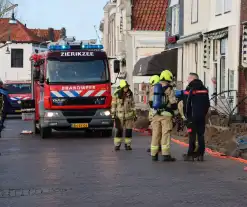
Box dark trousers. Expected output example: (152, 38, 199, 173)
(2, 112, 6, 125)
(187, 119, 206, 156)
(0, 118, 3, 133)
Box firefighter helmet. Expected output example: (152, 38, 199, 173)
(119, 80, 129, 88)
(160, 70, 173, 82)
(149, 75, 160, 86)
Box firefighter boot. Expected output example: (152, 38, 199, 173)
(197, 155, 204, 161)
(183, 154, 195, 161)
(152, 153, 158, 161)
(114, 144, 121, 151)
(163, 155, 176, 162)
(125, 144, 132, 151)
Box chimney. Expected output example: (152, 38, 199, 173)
(60, 27, 66, 39)
(48, 27, 54, 41)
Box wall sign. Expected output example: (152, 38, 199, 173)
(167, 35, 179, 44)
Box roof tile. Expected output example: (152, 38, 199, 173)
(132, 0, 168, 31)
(30, 29, 61, 42)
(0, 18, 62, 43)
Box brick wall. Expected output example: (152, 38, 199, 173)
(238, 69, 247, 115)
(239, 0, 247, 116)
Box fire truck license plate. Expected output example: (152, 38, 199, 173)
(71, 123, 88, 128)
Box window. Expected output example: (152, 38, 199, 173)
(224, 0, 231, 13)
(220, 38, 226, 55)
(171, 5, 179, 35)
(229, 70, 234, 90)
(194, 43, 198, 73)
(191, 0, 198, 23)
(213, 62, 217, 93)
(11, 49, 23, 68)
(4, 83, 31, 94)
(215, 0, 223, 16)
(213, 40, 218, 61)
(204, 71, 206, 86)
(220, 56, 226, 92)
(47, 60, 108, 84)
(219, 38, 227, 92)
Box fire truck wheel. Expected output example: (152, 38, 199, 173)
(101, 129, 113, 138)
(40, 127, 52, 139)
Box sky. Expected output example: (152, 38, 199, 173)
(12, 0, 107, 42)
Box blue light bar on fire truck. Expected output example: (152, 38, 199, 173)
(81, 44, 103, 49)
(48, 45, 71, 50)
(48, 44, 103, 50)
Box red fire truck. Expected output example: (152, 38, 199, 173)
(4, 80, 32, 114)
(27, 38, 120, 138)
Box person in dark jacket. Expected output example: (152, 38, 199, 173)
(182, 73, 210, 161)
(0, 79, 12, 136)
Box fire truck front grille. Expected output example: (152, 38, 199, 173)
(62, 109, 97, 117)
(51, 97, 106, 106)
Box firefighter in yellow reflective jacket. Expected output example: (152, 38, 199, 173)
(111, 80, 136, 151)
(150, 70, 177, 161)
(147, 75, 161, 153)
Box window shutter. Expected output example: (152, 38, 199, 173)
(215, 0, 223, 15)
(191, 0, 198, 23)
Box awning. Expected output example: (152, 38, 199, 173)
(177, 32, 202, 45)
(204, 28, 228, 40)
(133, 49, 178, 76)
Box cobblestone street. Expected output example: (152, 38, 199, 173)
(0, 118, 246, 206)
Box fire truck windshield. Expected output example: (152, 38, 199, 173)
(4, 83, 31, 94)
(46, 60, 109, 84)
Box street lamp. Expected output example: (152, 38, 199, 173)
(9, 12, 17, 24)
(5, 46, 10, 54)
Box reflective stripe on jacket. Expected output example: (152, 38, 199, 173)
(111, 88, 135, 120)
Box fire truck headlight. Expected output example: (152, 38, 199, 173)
(99, 110, 111, 116)
(44, 112, 59, 118)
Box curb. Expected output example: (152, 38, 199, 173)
(133, 128, 247, 165)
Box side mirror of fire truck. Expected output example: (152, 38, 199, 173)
(39, 74, 45, 84)
(33, 69, 40, 80)
(113, 60, 120, 73)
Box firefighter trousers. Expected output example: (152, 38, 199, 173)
(114, 118, 134, 147)
(187, 119, 206, 156)
(151, 115, 173, 156)
(0, 112, 3, 132)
